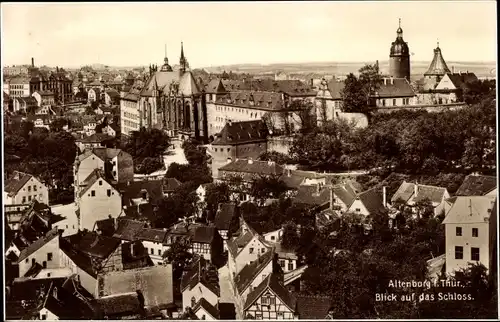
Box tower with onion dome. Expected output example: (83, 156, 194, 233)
(389, 19, 411, 80)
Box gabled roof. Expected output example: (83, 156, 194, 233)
(18, 228, 59, 262)
(99, 265, 174, 310)
(204, 78, 227, 94)
(216, 90, 285, 111)
(113, 219, 147, 241)
(136, 228, 168, 243)
(191, 226, 219, 244)
(219, 159, 284, 177)
(332, 183, 358, 206)
(243, 273, 296, 311)
(192, 298, 220, 319)
(445, 72, 479, 89)
(455, 174, 497, 196)
(105, 89, 120, 99)
(442, 196, 497, 224)
(295, 295, 332, 319)
(293, 184, 330, 206)
(214, 203, 237, 231)
(115, 180, 165, 206)
(5, 171, 35, 196)
(59, 238, 99, 278)
(163, 177, 182, 192)
(391, 181, 448, 205)
(64, 230, 121, 259)
(79, 170, 113, 198)
(391, 181, 414, 203)
(180, 257, 220, 297)
(179, 71, 201, 96)
(212, 120, 268, 145)
(235, 250, 275, 294)
(374, 78, 416, 98)
(354, 187, 386, 215)
(326, 79, 345, 99)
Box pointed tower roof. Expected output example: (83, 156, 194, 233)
(179, 42, 189, 72)
(424, 42, 451, 76)
(390, 19, 409, 57)
(160, 44, 173, 72)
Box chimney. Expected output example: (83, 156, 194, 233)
(414, 182, 418, 197)
(382, 186, 387, 208)
(31, 58, 34, 67)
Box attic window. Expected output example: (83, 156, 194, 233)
(99, 180, 103, 186)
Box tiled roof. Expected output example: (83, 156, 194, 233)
(43, 281, 95, 319)
(215, 90, 285, 111)
(77, 132, 114, 143)
(246, 79, 316, 97)
(243, 273, 296, 311)
(424, 46, 451, 76)
(180, 257, 220, 297)
(219, 159, 284, 177)
(293, 184, 330, 206)
(4, 171, 34, 196)
(446, 72, 479, 89)
(332, 183, 358, 206)
(204, 78, 227, 94)
(235, 250, 275, 294)
(193, 298, 220, 319)
(113, 219, 147, 241)
(442, 196, 496, 224)
(412, 184, 448, 204)
(115, 180, 165, 206)
(59, 238, 98, 277)
(455, 174, 497, 196)
(178, 71, 201, 96)
(391, 181, 414, 203)
(35, 90, 55, 96)
(99, 264, 174, 310)
(296, 295, 332, 319)
(356, 187, 386, 215)
(64, 230, 121, 259)
(92, 147, 123, 160)
(121, 241, 153, 270)
(136, 228, 168, 243)
(163, 177, 182, 192)
(214, 203, 237, 231)
(123, 203, 155, 219)
(327, 79, 345, 99)
(191, 226, 219, 244)
(95, 293, 143, 317)
(95, 218, 116, 236)
(18, 228, 59, 262)
(374, 78, 416, 98)
(212, 120, 268, 145)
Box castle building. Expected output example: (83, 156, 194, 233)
(424, 42, 451, 83)
(120, 43, 209, 142)
(389, 19, 411, 80)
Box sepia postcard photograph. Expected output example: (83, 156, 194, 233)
(1, 1, 498, 320)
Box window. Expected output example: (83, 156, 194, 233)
(456, 227, 462, 236)
(158, 249, 161, 256)
(107, 189, 111, 197)
(25, 258, 28, 263)
(191, 297, 196, 307)
(382, 99, 386, 107)
(269, 297, 276, 305)
(279, 260, 285, 268)
(472, 228, 479, 237)
(91, 190, 95, 197)
(249, 247, 254, 254)
(28, 186, 31, 192)
(99, 180, 103, 186)
(151, 249, 154, 255)
(271, 236, 275, 241)
(288, 262, 294, 271)
(277, 312, 283, 319)
(47, 253, 53, 261)
(355, 208, 361, 212)
(22, 196, 26, 203)
(471, 247, 480, 261)
(33, 185, 37, 191)
(455, 246, 464, 260)
(261, 248, 266, 253)
(41, 314, 47, 320)
(262, 296, 269, 304)
(28, 196, 32, 201)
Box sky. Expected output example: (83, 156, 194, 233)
(1, 1, 497, 69)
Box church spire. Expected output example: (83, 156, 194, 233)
(396, 18, 403, 37)
(179, 41, 189, 73)
(160, 44, 173, 72)
(164, 44, 168, 64)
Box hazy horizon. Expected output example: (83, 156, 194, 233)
(1, 2, 497, 69)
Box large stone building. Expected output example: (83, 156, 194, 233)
(389, 19, 411, 80)
(120, 43, 209, 142)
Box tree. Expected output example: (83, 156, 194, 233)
(282, 222, 300, 249)
(124, 127, 170, 160)
(137, 157, 164, 174)
(340, 73, 367, 113)
(85, 104, 96, 115)
(258, 151, 293, 165)
(50, 118, 70, 132)
(205, 182, 231, 222)
(248, 175, 288, 206)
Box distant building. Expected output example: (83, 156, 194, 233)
(180, 257, 220, 312)
(32, 90, 55, 107)
(442, 196, 497, 275)
(391, 181, 450, 217)
(373, 77, 417, 108)
(455, 174, 497, 197)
